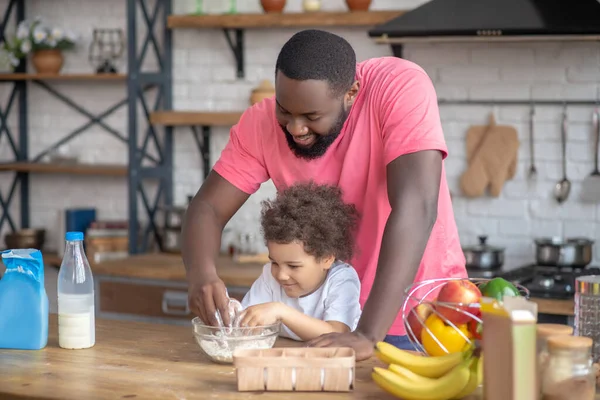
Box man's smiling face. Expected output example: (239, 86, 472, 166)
(275, 70, 356, 160)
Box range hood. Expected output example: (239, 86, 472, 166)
(369, 0, 600, 43)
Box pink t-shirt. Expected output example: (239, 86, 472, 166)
(213, 56, 467, 336)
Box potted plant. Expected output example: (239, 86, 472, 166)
(0, 18, 78, 74)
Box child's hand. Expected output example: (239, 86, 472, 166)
(239, 302, 284, 327)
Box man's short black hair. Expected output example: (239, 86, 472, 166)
(275, 29, 357, 97)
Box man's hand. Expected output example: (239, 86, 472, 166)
(307, 331, 375, 361)
(188, 275, 231, 326)
(238, 302, 283, 327)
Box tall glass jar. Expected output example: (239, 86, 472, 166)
(541, 335, 595, 400)
(575, 275, 600, 363)
(536, 324, 574, 398)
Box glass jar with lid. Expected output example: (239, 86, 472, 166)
(541, 335, 595, 400)
(536, 324, 574, 397)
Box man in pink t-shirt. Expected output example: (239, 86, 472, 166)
(182, 29, 466, 360)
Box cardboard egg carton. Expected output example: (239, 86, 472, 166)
(233, 347, 355, 392)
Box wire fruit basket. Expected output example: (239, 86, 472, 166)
(401, 277, 530, 356)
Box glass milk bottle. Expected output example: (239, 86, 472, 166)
(57, 231, 95, 349)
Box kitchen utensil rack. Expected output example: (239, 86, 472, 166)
(233, 347, 355, 392)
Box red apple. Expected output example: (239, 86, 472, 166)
(468, 309, 483, 341)
(435, 280, 482, 325)
(406, 303, 433, 343)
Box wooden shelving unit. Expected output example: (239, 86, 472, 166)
(0, 73, 127, 81)
(0, 1, 173, 254)
(149, 111, 242, 126)
(167, 10, 405, 29)
(0, 162, 127, 176)
(167, 9, 407, 78)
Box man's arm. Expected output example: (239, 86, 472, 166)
(355, 149, 442, 343)
(182, 170, 250, 326)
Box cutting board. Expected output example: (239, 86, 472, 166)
(460, 114, 520, 198)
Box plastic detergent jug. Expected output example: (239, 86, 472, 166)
(0, 248, 49, 350)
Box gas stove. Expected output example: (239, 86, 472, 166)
(496, 264, 600, 300)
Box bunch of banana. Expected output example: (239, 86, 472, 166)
(372, 342, 483, 400)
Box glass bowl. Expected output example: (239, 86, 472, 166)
(191, 317, 281, 364)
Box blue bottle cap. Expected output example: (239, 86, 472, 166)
(65, 231, 84, 241)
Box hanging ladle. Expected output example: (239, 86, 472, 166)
(553, 105, 571, 204)
(528, 103, 537, 179)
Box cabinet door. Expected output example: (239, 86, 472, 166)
(96, 276, 250, 324)
(97, 277, 190, 322)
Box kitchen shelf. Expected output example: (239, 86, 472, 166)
(0, 0, 172, 254)
(0, 73, 127, 81)
(150, 111, 242, 180)
(149, 111, 242, 126)
(167, 10, 405, 29)
(0, 162, 128, 176)
(373, 34, 600, 45)
(167, 10, 406, 78)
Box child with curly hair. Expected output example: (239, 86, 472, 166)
(238, 181, 362, 341)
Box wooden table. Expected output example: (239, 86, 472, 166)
(0, 315, 395, 399)
(3, 316, 597, 400)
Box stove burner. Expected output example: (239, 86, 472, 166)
(497, 264, 600, 300)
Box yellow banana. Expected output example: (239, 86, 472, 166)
(388, 363, 437, 384)
(452, 355, 483, 399)
(372, 359, 471, 400)
(374, 348, 395, 365)
(375, 341, 467, 378)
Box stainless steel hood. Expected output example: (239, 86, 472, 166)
(369, 0, 600, 43)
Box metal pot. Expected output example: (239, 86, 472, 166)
(534, 237, 594, 267)
(462, 235, 505, 270)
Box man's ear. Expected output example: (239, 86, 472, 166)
(346, 80, 360, 107)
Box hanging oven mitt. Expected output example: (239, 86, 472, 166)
(461, 114, 520, 197)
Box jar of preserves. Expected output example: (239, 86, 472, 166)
(536, 324, 574, 398)
(541, 335, 595, 400)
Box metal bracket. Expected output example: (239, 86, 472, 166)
(191, 126, 211, 180)
(392, 44, 403, 59)
(223, 28, 245, 79)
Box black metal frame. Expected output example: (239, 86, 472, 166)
(127, 0, 173, 254)
(223, 29, 245, 78)
(0, 0, 28, 233)
(190, 126, 211, 180)
(0, 0, 174, 255)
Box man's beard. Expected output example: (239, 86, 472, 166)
(281, 105, 349, 160)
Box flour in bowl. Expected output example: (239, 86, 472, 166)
(196, 330, 278, 363)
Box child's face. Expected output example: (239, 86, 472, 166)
(267, 241, 334, 298)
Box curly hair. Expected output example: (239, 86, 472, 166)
(260, 181, 360, 262)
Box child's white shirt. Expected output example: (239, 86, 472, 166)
(240, 260, 362, 341)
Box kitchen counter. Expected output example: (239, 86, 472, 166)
(0, 315, 485, 400)
(91, 253, 264, 287)
(43, 253, 576, 318)
(45, 252, 263, 288)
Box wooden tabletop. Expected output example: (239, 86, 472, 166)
(2, 315, 595, 399)
(89, 253, 264, 288)
(0, 315, 406, 399)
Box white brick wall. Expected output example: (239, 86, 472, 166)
(1, 0, 599, 269)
